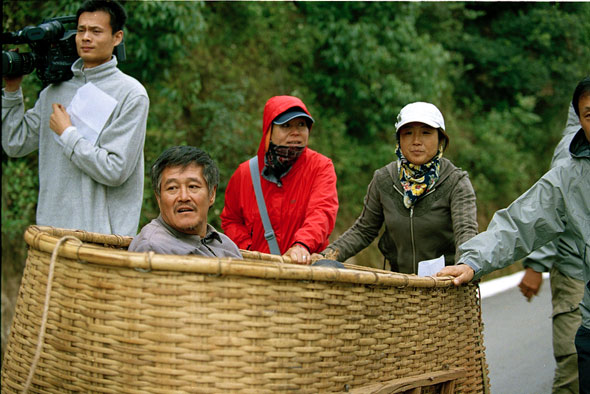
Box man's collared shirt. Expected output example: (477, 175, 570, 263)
(129, 215, 243, 258)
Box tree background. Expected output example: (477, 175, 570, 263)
(2, 0, 589, 360)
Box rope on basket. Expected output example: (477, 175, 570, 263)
(23, 235, 83, 393)
(135, 251, 154, 273)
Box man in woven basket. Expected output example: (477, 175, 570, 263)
(2, 0, 148, 237)
(437, 77, 590, 394)
(129, 146, 242, 259)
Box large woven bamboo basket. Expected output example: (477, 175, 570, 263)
(2, 226, 488, 393)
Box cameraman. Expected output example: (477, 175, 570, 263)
(2, 0, 149, 236)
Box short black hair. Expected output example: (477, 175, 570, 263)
(572, 76, 590, 117)
(77, 0, 127, 33)
(151, 146, 220, 197)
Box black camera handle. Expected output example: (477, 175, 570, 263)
(43, 15, 76, 24)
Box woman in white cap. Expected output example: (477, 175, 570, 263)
(316, 102, 478, 274)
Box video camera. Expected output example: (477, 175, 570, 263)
(2, 16, 125, 87)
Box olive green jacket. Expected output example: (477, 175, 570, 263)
(324, 158, 478, 274)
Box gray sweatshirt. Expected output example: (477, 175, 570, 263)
(2, 57, 149, 236)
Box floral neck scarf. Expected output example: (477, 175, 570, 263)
(264, 142, 305, 178)
(396, 144, 443, 209)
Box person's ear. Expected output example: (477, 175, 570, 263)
(208, 186, 217, 208)
(113, 30, 123, 47)
(155, 192, 162, 210)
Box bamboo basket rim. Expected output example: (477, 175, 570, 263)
(24, 225, 455, 288)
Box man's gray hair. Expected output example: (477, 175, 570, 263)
(151, 146, 219, 197)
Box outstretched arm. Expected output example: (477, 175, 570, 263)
(323, 170, 385, 261)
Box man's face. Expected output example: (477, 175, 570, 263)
(156, 164, 216, 237)
(76, 11, 122, 69)
(270, 117, 310, 147)
(579, 94, 590, 143)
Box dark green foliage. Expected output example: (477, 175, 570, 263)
(299, 2, 451, 141)
(2, 0, 589, 269)
(1, 159, 38, 239)
(118, 1, 205, 84)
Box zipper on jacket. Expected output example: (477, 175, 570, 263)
(394, 184, 437, 274)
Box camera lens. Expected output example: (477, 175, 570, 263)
(2, 51, 36, 77)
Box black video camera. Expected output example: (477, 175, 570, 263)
(2, 16, 125, 87)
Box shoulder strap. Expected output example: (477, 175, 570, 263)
(249, 156, 281, 255)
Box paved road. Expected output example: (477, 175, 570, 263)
(481, 281, 555, 394)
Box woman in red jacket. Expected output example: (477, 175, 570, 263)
(221, 96, 338, 264)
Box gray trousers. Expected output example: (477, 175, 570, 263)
(550, 267, 584, 394)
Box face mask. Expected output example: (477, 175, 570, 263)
(264, 141, 305, 177)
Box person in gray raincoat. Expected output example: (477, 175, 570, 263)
(437, 76, 590, 393)
(518, 103, 585, 393)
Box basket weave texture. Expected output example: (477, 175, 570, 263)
(1, 226, 488, 393)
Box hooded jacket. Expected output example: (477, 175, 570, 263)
(324, 157, 478, 274)
(221, 96, 338, 254)
(522, 104, 584, 281)
(458, 127, 590, 330)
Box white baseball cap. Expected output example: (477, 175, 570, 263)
(395, 102, 445, 132)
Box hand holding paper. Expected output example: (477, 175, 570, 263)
(49, 103, 72, 136)
(53, 82, 118, 147)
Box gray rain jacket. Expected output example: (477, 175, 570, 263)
(522, 104, 584, 281)
(459, 128, 590, 329)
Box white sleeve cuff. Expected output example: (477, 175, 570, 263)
(61, 126, 77, 139)
(55, 126, 77, 148)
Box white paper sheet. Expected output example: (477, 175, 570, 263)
(55, 82, 118, 146)
(417, 255, 445, 277)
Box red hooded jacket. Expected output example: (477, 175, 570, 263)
(221, 96, 338, 254)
